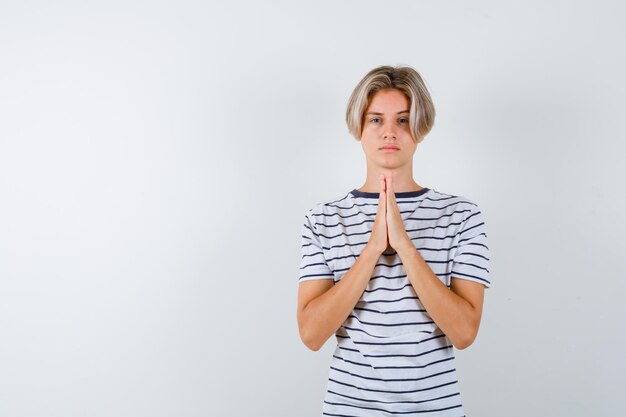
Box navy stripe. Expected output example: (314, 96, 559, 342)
(419, 200, 475, 211)
(326, 255, 449, 268)
(299, 272, 334, 280)
(327, 389, 460, 405)
(311, 213, 477, 242)
(367, 274, 412, 282)
(345, 334, 446, 347)
(327, 254, 456, 273)
(350, 192, 469, 206)
(319, 207, 427, 226)
(315, 229, 465, 243)
(354, 306, 427, 314)
(458, 210, 482, 225)
(455, 250, 490, 262)
(405, 209, 473, 222)
(454, 260, 490, 273)
(332, 355, 455, 370)
(351, 193, 454, 203)
(322, 218, 374, 229)
(323, 400, 463, 415)
(318, 210, 472, 230)
(315, 210, 362, 220)
(337, 198, 463, 212)
(350, 188, 430, 199)
(347, 314, 435, 328)
(330, 389, 461, 406)
(337, 346, 359, 353)
(302, 223, 318, 237)
(328, 378, 458, 394)
(367, 274, 453, 286)
(413, 245, 458, 252)
(358, 295, 419, 304)
(341, 325, 397, 339)
(300, 251, 324, 260)
(300, 261, 328, 269)
(324, 200, 363, 209)
(359, 345, 453, 359)
(424, 195, 458, 202)
(363, 283, 413, 294)
(330, 365, 456, 383)
(361, 272, 418, 282)
(308, 226, 482, 257)
(464, 241, 490, 250)
(331, 264, 452, 278)
(324, 252, 367, 263)
(458, 232, 487, 245)
(450, 271, 490, 284)
(325, 200, 428, 211)
(326, 203, 419, 211)
(317, 240, 457, 253)
(315, 208, 471, 227)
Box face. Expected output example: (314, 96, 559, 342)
(360, 88, 417, 170)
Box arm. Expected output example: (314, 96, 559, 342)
(382, 174, 487, 350)
(297, 176, 389, 351)
(396, 244, 485, 350)
(297, 244, 380, 351)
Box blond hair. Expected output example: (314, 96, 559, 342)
(346, 65, 436, 143)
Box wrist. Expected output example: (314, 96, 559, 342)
(362, 243, 383, 260)
(396, 241, 418, 258)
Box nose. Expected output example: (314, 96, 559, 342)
(383, 123, 398, 140)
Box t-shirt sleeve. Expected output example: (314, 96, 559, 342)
(298, 211, 334, 283)
(451, 204, 492, 288)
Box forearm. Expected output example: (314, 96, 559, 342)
(300, 245, 380, 351)
(397, 244, 480, 349)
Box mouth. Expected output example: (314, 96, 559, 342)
(380, 146, 400, 151)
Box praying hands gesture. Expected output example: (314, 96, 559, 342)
(368, 173, 415, 256)
(364, 173, 485, 350)
(299, 172, 485, 351)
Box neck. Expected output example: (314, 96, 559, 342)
(358, 162, 423, 193)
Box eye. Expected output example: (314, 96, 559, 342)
(370, 117, 381, 123)
(398, 117, 409, 124)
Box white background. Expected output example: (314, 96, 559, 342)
(1, 1, 625, 416)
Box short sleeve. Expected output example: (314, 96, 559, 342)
(298, 211, 334, 282)
(451, 204, 492, 288)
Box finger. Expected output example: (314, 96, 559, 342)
(388, 175, 397, 208)
(385, 175, 394, 208)
(378, 175, 385, 211)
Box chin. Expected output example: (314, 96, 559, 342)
(377, 163, 403, 171)
(376, 158, 407, 169)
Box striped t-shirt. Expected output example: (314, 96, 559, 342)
(298, 187, 491, 416)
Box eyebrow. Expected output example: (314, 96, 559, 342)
(366, 110, 410, 115)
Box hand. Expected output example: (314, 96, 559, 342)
(365, 174, 390, 256)
(385, 174, 414, 252)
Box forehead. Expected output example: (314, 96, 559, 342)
(366, 89, 410, 113)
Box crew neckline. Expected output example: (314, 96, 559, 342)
(350, 187, 430, 199)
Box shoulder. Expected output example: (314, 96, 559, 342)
(428, 188, 481, 212)
(303, 191, 353, 218)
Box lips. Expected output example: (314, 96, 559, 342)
(380, 146, 399, 150)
